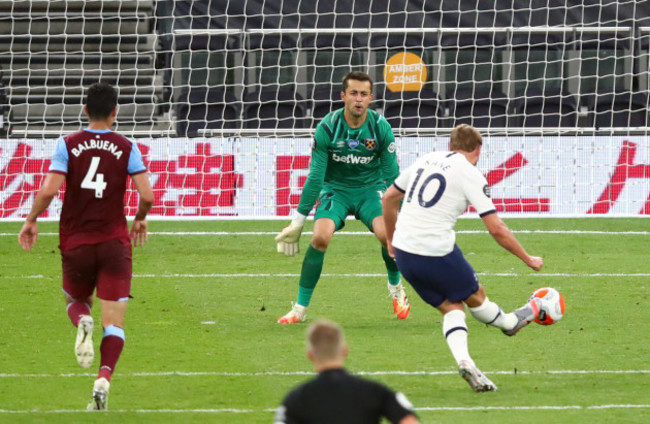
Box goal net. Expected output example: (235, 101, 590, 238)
(1, 1, 650, 219)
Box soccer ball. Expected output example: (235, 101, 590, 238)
(529, 287, 565, 325)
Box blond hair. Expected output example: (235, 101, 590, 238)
(307, 319, 345, 361)
(449, 124, 483, 152)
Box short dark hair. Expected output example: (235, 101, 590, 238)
(86, 82, 117, 119)
(342, 71, 373, 92)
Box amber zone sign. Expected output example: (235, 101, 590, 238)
(383, 52, 427, 92)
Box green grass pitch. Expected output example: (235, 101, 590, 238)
(1, 218, 649, 423)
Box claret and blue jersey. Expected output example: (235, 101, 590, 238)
(49, 128, 147, 251)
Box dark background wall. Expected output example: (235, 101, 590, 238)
(169, 1, 650, 31)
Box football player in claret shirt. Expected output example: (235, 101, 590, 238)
(382, 124, 544, 392)
(18, 82, 154, 410)
(275, 71, 411, 324)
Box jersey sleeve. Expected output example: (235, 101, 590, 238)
(463, 165, 496, 216)
(377, 117, 399, 187)
(48, 136, 69, 174)
(127, 141, 147, 175)
(274, 391, 300, 424)
(392, 163, 413, 193)
(296, 125, 329, 216)
(378, 385, 417, 423)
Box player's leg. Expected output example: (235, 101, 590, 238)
(66, 295, 93, 326)
(61, 245, 99, 369)
(359, 189, 409, 318)
(278, 189, 352, 324)
(465, 285, 541, 336)
(395, 245, 496, 392)
(436, 300, 496, 392)
(373, 216, 410, 318)
(298, 217, 335, 303)
(278, 217, 336, 323)
(87, 239, 132, 411)
(85, 298, 128, 411)
(65, 293, 95, 369)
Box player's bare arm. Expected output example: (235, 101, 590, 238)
(381, 184, 405, 258)
(400, 414, 421, 424)
(18, 172, 66, 250)
(129, 172, 154, 247)
(481, 212, 543, 271)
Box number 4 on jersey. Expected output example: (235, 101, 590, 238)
(81, 156, 107, 198)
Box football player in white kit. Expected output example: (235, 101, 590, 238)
(382, 124, 544, 393)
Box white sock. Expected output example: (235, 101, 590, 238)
(469, 298, 517, 330)
(442, 310, 473, 366)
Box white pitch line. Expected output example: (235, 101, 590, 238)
(1, 404, 650, 414)
(1, 369, 649, 378)
(145, 230, 650, 235)
(1, 229, 649, 236)
(132, 272, 650, 278)
(5, 271, 650, 280)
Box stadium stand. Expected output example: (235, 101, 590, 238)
(450, 87, 512, 128)
(309, 87, 345, 128)
(0, 0, 165, 135)
(175, 88, 241, 137)
(381, 88, 447, 130)
(513, 87, 579, 128)
(587, 91, 650, 129)
(243, 89, 308, 130)
(2, 2, 650, 135)
(0, 74, 7, 135)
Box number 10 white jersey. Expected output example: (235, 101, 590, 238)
(392, 151, 496, 257)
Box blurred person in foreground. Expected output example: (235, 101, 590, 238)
(275, 319, 420, 424)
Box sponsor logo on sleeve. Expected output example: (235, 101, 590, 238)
(483, 184, 491, 198)
(387, 142, 396, 153)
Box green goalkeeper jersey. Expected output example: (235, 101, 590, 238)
(297, 108, 399, 216)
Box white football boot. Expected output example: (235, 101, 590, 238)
(75, 315, 94, 368)
(458, 360, 498, 393)
(87, 377, 110, 411)
(502, 297, 541, 337)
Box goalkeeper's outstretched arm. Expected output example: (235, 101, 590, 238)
(275, 129, 328, 257)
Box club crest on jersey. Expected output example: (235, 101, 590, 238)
(348, 139, 360, 149)
(364, 138, 376, 150)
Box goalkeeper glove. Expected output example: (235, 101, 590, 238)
(275, 212, 306, 257)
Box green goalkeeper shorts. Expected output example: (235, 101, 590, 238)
(313, 183, 386, 232)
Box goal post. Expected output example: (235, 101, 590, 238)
(1, 2, 650, 219)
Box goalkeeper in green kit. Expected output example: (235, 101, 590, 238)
(276, 71, 411, 324)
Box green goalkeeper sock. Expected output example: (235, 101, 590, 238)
(382, 246, 401, 286)
(296, 245, 326, 307)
